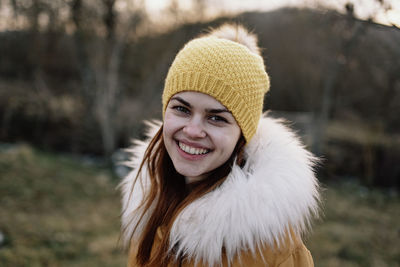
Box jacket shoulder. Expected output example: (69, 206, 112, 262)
(224, 231, 314, 267)
(276, 244, 314, 267)
(178, 231, 314, 267)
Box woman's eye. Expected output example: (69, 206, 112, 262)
(209, 115, 228, 123)
(173, 106, 190, 114)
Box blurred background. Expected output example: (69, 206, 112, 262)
(0, 0, 399, 266)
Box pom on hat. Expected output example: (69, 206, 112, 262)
(204, 23, 261, 56)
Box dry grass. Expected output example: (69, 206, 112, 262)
(0, 144, 126, 266)
(308, 181, 400, 267)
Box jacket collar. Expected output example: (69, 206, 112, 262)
(120, 114, 320, 265)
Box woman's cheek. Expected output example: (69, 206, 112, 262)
(210, 129, 233, 147)
(164, 113, 181, 131)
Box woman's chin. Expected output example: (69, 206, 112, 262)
(175, 167, 207, 182)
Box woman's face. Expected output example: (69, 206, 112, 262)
(163, 91, 241, 183)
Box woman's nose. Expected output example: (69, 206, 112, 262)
(183, 119, 206, 139)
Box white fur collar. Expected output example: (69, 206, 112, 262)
(119, 115, 320, 266)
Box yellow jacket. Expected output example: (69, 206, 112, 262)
(127, 227, 313, 267)
(120, 116, 320, 267)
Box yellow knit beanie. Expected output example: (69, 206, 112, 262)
(162, 24, 270, 143)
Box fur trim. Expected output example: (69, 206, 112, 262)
(118, 120, 162, 246)
(206, 23, 261, 56)
(119, 115, 320, 266)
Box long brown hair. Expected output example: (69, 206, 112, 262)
(126, 125, 246, 266)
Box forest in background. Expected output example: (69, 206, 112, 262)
(0, 0, 399, 189)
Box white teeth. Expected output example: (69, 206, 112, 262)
(178, 142, 209, 155)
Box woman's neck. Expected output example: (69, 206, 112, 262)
(185, 175, 207, 192)
(184, 175, 205, 184)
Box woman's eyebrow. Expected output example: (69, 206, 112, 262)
(205, 108, 231, 114)
(170, 96, 230, 114)
(171, 96, 191, 107)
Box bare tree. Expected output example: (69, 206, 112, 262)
(311, 0, 397, 156)
(312, 2, 365, 156)
(70, 0, 145, 158)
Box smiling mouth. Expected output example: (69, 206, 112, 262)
(177, 141, 210, 155)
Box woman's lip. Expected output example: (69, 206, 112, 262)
(175, 141, 211, 160)
(175, 139, 211, 150)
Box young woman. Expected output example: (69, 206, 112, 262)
(120, 24, 320, 267)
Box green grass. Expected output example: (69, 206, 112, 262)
(0, 144, 399, 266)
(0, 144, 126, 266)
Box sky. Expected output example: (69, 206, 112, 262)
(0, 0, 399, 31)
(145, 0, 400, 27)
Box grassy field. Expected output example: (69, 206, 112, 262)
(308, 181, 399, 267)
(0, 144, 126, 266)
(0, 144, 399, 266)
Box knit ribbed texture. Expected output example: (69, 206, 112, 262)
(162, 36, 270, 143)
